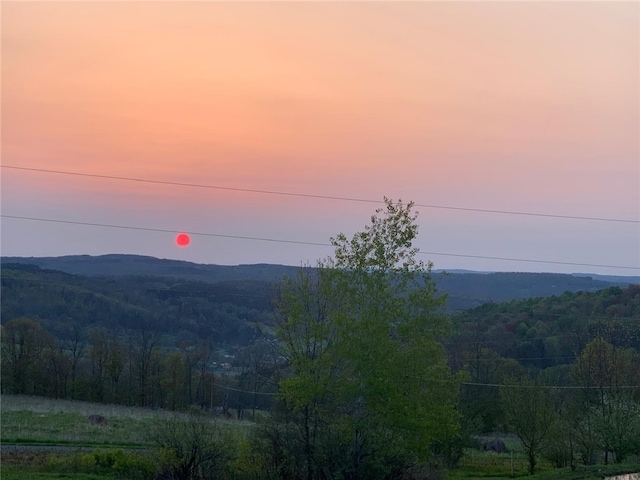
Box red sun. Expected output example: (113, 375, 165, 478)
(176, 233, 190, 247)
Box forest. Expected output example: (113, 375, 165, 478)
(1, 200, 639, 479)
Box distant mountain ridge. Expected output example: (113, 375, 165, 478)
(2, 254, 638, 311)
(1, 254, 300, 283)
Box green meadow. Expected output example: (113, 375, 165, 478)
(2, 395, 639, 480)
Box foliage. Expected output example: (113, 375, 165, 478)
(147, 411, 233, 480)
(501, 378, 555, 474)
(271, 198, 464, 479)
(1, 317, 57, 395)
(572, 338, 640, 464)
(0, 448, 156, 480)
(0, 264, 270, 346)
(451, 285, 640, 371)
(540, 405, 577, 469)
(0, 466, 116, 480)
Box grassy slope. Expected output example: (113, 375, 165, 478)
(2, 395, 162, 448)
(0, 395, 252, 448)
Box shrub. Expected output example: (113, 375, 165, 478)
(148, 412, 233, 480)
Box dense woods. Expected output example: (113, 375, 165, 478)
(2, 202, 639, 478)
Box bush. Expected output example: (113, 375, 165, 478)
(147, 412, 233, 480)
(4, 449, 157, 479)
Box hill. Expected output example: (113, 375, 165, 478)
(0, 262, 273, 345)
(450, 284, 640, 370)
(2, 254, 635, 313)
(1, 254, 300, 283)
(2, 255, 637, 349)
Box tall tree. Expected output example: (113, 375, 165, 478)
(572, 337, 640, 463)
(130, 322, 162, 407)
(63, 323, 87, 399)
(164, 352, 186, 410)
(233, 341, 274, 420)
(501, 377, 555, 474)
(274, 263, 345, 480)
(273, 198, 463, 479)
(1, 318, 55, 395)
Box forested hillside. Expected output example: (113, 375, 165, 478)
(1, 263, 272, 346)
(3, 254, 634, 313)
(3, 260, 638, 404)
(2, 260, 636, 350)
(449, 284, 640, 439)
(450, 284, 640, 369)
(2, 254, 300, 282)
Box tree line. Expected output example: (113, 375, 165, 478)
(0, 317, 281, 415)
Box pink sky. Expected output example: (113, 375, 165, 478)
(2, 1, 638, 275)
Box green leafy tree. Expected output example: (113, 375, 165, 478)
(164, 352, 186, 410)
(459, 347, 525, 433)
(1, 317, 56, 395)
(273, 198, 464, 479)
(273, 263, 346, 480)
(501, 377, 555, 475)
(538, 367, 578, 470)
(572, 337, 640, 463)
(88, 327, 125, 403)
(62, 323, 87, 399)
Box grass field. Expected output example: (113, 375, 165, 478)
(1, 395, 164, 448)
(446, 463, 640, 480)
(0, 468, 114, 480)
(0, 394, 252, 448)
(2, 395, 639, 480)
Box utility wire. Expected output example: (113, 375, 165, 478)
(3, 165, 638, 224)
(3, 214, 639, 271)
(460, 382, 640, 390)
(211, 380, 640, 392)
(0, 214, 329, 247)
(419, 251, 639, 270)
(442, 334, 582, 346)
(452, 311, 640, 322)
(215, 383, 279, 396)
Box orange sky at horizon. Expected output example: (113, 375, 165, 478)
(2, 1, 638, 272)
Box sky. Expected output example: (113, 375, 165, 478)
(1, 1, 639, 276)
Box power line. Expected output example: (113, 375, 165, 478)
(195, 378, 640, 393)
(0, 214, 329, 247)
(3, 214, 639, 271)
(458, 356, 579, 362)
(420, 251, 639, 271)
(219, 380, 640, 391)
(3, 165, 638, 224)
(443, 334, 580, 347)
(452, 311, 640, 322)
(461, 382, 640, 390)
(215, 383, 278, 396)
